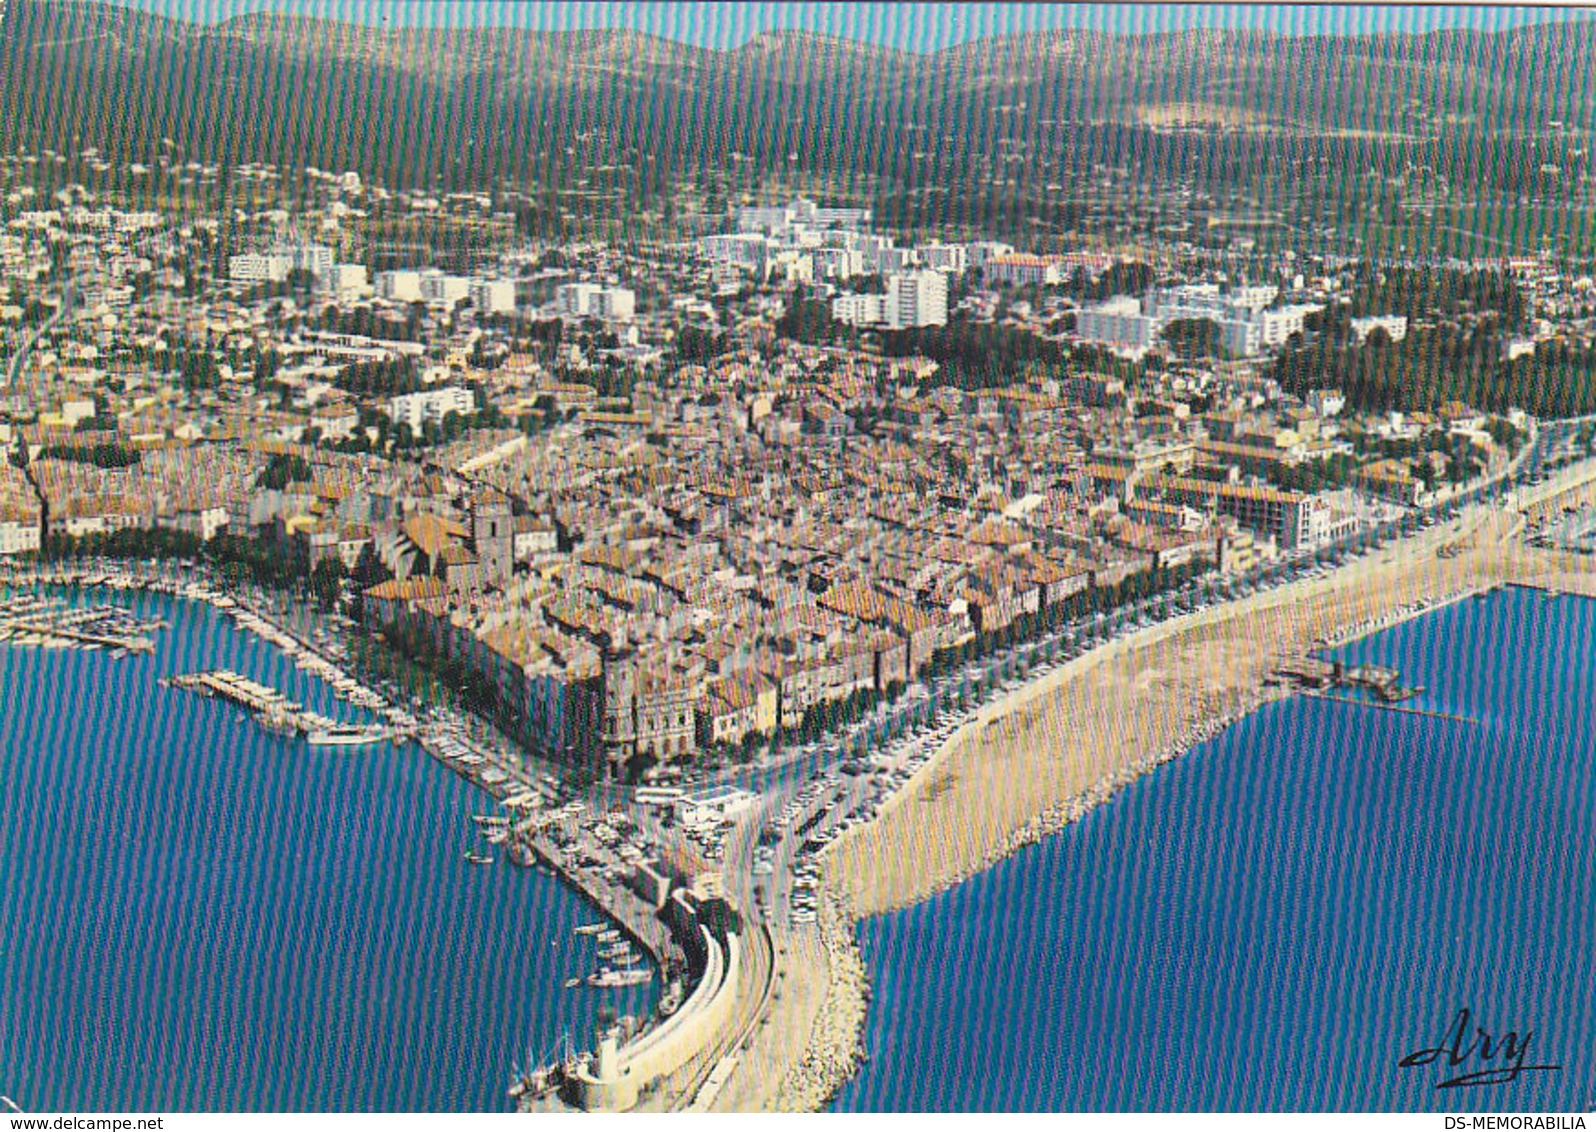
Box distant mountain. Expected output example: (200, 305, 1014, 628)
(3, 0, 1594, 195)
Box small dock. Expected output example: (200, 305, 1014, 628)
(1273, 658, 1423, 703)
(169, 669, 304, 713)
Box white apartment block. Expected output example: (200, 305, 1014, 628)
(920, 244, 969, 274)
(469, 279, 518, 315)
(810, 247, 868, 281)
(982, 254, 1065, 287)
(876, 246, 920, 274)
(831, 292, 887, 327)
(830, 272, 947, 330)
(375, 270, 424, 302)
(419, 272, 472, 307)
(700, 234, 769, 273)
(1076, 296, 1160, 349)
(386, 386, 475, 430)
(1350, 315, 1409, 344)
(557, 282, 601, 316)
(316, 264, 369, 297)
(228, 253, 292, 283)
(0, 515, 41, 556)
(1078, 285, 1315, 358)
(736, 198, 871, 235)
(965, 241, 1017, 269)
(557, 283, 635, 320)
(1256, 305, 1311, 348)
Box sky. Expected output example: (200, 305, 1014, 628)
(118, 1, 1596, 51)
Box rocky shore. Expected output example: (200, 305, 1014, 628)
(769, 892, 872, 1112)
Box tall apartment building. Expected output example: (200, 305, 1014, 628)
(557, 283, 635, 320)
(919, 244, 969, 274)
(229, 243, 335, 284)
(419, 271, 472, 307)
(1076, 296, 1159, 349)
(885, 271, 948, 330)
(831, 292, 887, 327)
(593, 287, 635, 321)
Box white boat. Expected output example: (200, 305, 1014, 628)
(587, 967, 653, 988)
(305, 725, 387, 747)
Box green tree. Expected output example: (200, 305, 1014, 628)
(311, 556, 348, 611)
(256, 453, 314, 490)
(1161, 318, 1224, 360)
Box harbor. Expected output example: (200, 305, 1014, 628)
(3, 561, 754, 1114)
(2, 563, 541, 795)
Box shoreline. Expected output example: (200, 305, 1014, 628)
(1, 562, 705, 1110)
(791, 473, 1596, 1111)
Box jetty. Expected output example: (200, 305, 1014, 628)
(1304, 691, 1481, 727)
(164, 669, 390, 745)
(0, 595, 161, 653)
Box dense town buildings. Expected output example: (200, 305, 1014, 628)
(0, 166, 1552, 777)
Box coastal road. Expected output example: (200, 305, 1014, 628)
(665, 920, 775, 1111)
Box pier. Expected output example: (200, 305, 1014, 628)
(506, 810, 757, 1114)
(1304, 691, 1482, 727)
(0, 595, 160, 653)
(165, 669, 392, 746)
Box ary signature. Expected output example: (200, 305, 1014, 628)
(1399, 1008, 1563, 1089)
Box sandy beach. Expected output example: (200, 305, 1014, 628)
(731, 469, 1596, 1111)
(822, 502, 1596, 921)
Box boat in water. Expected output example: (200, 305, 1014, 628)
(596, 929, 622, 943)
(463, 851, 495, 866)
(306, 723, 386, 747)
(255, 710, 301, 738)
(574, 923, 607, 936)
(587, 967, 653, 988)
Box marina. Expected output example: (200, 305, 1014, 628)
(0, 573, 644, 1112)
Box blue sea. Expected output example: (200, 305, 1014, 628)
(833, 584, 1596, 1111)
(0, 586, 647, 1112)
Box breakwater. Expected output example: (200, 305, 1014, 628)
(769, 891, 871, 1111)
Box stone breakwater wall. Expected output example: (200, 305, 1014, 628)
(770, 894, 871, 1112)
